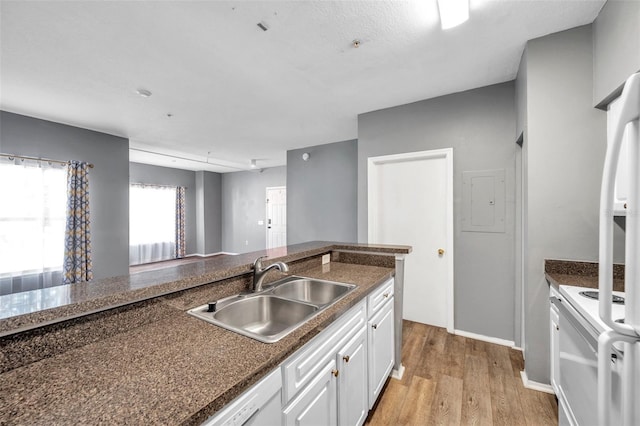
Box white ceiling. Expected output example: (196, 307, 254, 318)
(1, 0, 605, 173)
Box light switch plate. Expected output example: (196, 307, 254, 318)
(322, 254, 330, 265)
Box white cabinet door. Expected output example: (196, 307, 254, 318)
(337, 327, 368, 426)
(284, 359, 338, 426)
(368, 298, 395, 408)
(550, 305, 560, 396)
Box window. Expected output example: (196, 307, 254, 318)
(129, 184, 177, 265)
(0, 160, 67, 293)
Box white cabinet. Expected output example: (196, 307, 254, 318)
(282, 301, 366, 402)
(207, 279, 396, 426)
(337, 327, 368, 426)
(549, 286, 561, 396)
(282, 300, 367, 426)
(367, 295, 395, 408)
(283, 359, 338, 426)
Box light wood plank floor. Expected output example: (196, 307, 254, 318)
(129, 254, 224, 273)
(366, 321, 558, 426)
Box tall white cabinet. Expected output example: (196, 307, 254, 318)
(337, 328, 368, 426)
(366, 279, 395, 408)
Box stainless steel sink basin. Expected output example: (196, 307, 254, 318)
(189, 295, 318, 343)
(187, 276, 356, 343)
(271, 277, 355, 306)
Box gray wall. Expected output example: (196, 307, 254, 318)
(519, 25, 612, 383)
(221, 166, 286, 253)
(0, 111, 129, 280)
(357, 82, 517, 342)
(593, 0, 640, 106)
(196, 171, 222, 254)
(129, 162, 197, 256)
(287, 140, 357, 246)
(514, 51, 529, 348)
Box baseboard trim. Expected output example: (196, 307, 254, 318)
(187, 252, 238, 257)
(391, 364, 405, 380)
(520, 370, 555, 394)
(454, 329, 516, 348)
(512, 346, 523, 352)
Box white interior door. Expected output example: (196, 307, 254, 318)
(266, 186, 286, 249)
(368, 149, 453, 330)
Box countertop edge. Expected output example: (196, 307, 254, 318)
(0, 242, 410, 336)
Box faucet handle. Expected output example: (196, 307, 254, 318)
(252, 255, 268, 269)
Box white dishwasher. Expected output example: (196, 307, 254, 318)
(201, 369, 282, 426)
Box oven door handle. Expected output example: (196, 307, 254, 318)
(555, 295, 598, 353)
(598, 331, 639, 426)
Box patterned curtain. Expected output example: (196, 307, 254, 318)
(175, 186, 186, 258)
(63, 160, 93, 283)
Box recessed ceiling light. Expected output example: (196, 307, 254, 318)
(437, 0, 469, 30)
(136, 88, 152, 97)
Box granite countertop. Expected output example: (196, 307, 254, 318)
(544, 259, 625, 292)
(0, 260, 395, 425)
(0, 241, 410, 337)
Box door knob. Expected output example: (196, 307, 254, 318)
(332, 369, 339, 377)
(438, 248, 445, 255)
(343, 355, 350, 363)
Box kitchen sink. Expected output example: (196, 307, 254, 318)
(271, 277, 355, 306)
(187, 276, 356, 343)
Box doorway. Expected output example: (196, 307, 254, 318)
(368, 149, 453, 331)
(266, 186, 287, 249)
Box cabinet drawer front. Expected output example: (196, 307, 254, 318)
(367, 278, 394, 317)
(282, 300, 366, 403)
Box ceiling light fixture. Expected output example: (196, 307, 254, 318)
(250, 159, 257, 168)
(136, 88, 152, 97)
(437, 0, 469, 30)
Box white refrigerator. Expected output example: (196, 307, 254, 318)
(598, 71, 640, 426)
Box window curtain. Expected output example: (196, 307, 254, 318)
(63, 160, 93, 284)
(175, 186, 186, 258)
(129, 185, 176, 265)
(0, 157, 67, 294)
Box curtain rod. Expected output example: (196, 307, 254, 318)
(0, 153, 94, 168)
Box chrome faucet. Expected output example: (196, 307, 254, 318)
(251, 255, 289, 292)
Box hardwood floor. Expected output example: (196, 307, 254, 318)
(366, 321, 558, 426)
(129, 254, 225, 273)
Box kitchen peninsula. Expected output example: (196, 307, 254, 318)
(0, 241, 410, 425)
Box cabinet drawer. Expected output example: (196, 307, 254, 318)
(282, 300, 366, 403)
(367, 278, 394, 317)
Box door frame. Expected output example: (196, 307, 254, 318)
(265, 186, 287, 249)
(367, 148, 454, 332)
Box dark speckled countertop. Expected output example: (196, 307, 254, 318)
(0, 243, 408, 425)
(545, 259, 625, 292)
(0, 241, 410, 336)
